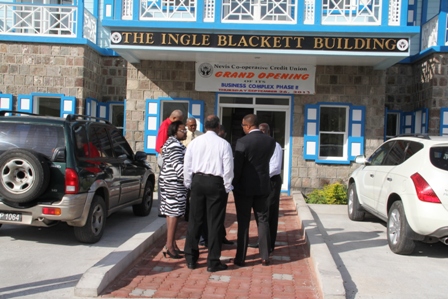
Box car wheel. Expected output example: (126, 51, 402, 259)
(0, 149, 50, 203)
(387, 201, 415, 255)
(74, 195, 106, 243)
(347, 183, 365, 221)
(132, 180, 154, 216)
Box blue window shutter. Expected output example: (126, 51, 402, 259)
(123, 99, 127, 136)
(0, 93, 13, 111)
(98, 102, 108, 121)
(85, 97, 99, 117)
(348, 105, 365, 160)
(440, 108, 448, 136)
(18, 94, 33, 113)
(189, 100, 204, 132)
(60, 96, 76, 118)
(303, 104, 319, 160)
(144, 99, 161, 154)
(416, 108, 428, 133)
(401, 112, 414, 134)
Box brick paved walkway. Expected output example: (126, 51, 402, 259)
(101, 195, 321, 299)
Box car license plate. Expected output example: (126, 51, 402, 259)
(0, 212, 22, 222)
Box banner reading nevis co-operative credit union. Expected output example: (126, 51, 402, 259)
(195, 62, 316, 94)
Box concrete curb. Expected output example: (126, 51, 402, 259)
(74, 217, 167, 297)
(292, 191, 346, 299)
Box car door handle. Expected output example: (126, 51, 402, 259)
(387, 177, 392, 181)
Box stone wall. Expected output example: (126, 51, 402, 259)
(125, 62, 388, 192)
(0, 43, 85, 112)
(411, 54, 448, 134)
(124, 61, 215, 170)
(291, 66, 386, 193)
(0, 42, 125, 114)
(386, 54, 448, 135)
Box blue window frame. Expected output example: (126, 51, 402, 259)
(304, 102, 365, 164)
(143, 97, 204, 154)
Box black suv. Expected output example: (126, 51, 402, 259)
(0, 112, 155, 243)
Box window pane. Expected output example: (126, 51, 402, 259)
(111, 105, 124, 128)
(386, 113, 399, 137)
(89, 127, 113, 158)
(256, 98, 289, 105)
(384, 140, 405, 165)
(37, 97, 60, 117)
(319, 133, 344, 157)
(431, 147, 448, 170)
(161, 101, 188, 122)
(219, 97, 253, 104)
(320, 107, 346, 132)
(110, 128, 133, 158)
(369, 141, 394, 165)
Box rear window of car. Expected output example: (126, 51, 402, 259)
(430, 147, 448, 171)
(0, 122, 65, 158)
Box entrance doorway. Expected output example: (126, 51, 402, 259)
(218, 95, 291, 192)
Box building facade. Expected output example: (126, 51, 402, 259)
(0, 0, 447, 194)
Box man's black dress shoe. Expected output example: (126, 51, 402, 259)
(207, 263, 228, 272)
(261, 259, 270, 266)
(233, 260, 245, 267)
(222, 238, 234, 245)
(187, 263, 197, 270)
(248, 243, 259, 248)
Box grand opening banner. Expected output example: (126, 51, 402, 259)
(195, 62, 316, 94)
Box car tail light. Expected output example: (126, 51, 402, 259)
(410, 173, 441, 203)
(65, 168, 79, 194)
(42, 207, 61, 215)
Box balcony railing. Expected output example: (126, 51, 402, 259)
(112, 0, 404, 26)
(0, 2, 97, 44)
(0, 3, 77, 36)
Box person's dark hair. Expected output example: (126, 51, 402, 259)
(167, 120, 184, 136)
(243, 114, 259, 127)
(204, 115, 220, 130)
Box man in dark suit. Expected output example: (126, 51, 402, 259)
(232, 114, 275, 267)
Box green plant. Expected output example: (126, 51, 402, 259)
(305, 182, 347, 205)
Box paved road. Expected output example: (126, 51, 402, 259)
(0, 198, 159, 299)
(308, 204, 448, 299)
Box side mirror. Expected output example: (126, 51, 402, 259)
(135, 151, 147, 161)
(355, 155, 367, 164)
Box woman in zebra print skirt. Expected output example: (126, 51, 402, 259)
(159, 120, 188, 259)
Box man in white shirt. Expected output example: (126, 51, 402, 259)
(181, 117, 203, 221)
(248, 123, 283, 253)
(183, 115, 234, 272)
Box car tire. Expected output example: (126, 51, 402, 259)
(347, 183, 365, 221)
(74, 195, 106, 243)
(387, 201, 415, 255)
(0, 149, 50, 203)
(132, 180, 154, 216)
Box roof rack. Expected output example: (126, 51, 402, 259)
(393, 133, 430, 139)
(66, 114, 111, 124)
(0, 110, 38, 116)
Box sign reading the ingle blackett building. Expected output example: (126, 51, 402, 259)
(195, 62, 316, 94)
(110, 31, 410, 52)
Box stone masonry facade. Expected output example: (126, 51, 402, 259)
(2, 42, 447, 193)
(0, 42, 126, 114)
(124, 62, 388, 192)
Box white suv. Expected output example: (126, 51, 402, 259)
(347, 135, 448, 254)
